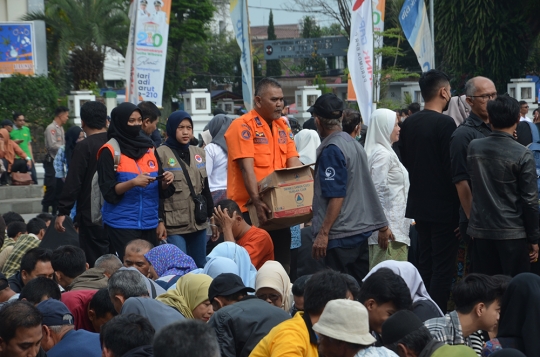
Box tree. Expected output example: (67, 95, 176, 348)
(300, 16, 327, 77)
(266, 10, 282, 77)
(286, 0, 352, 40)
(23, 0, 129, 91)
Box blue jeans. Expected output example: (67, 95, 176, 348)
(167, 229, 207, 268)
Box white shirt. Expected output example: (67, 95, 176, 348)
(368, 145, 412, 245)
(355, 346, 399, 357)
(520, 116, 531, 122)
(205, 143, 227, 192)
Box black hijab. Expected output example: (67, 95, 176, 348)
(108, 102, 153, 160)
(497, 273, 540, 356)
(64, 126, 83, 170)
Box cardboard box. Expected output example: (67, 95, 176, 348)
(247, 165, 314, 231)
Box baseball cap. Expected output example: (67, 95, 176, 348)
(381, 310, 424, 345)
(307, 93, 344, 119)
(208, 273, 255, 303)
(1, 119, 13, 127)
(36, 299, 74, 326)
(0, 272, 8, 291)
(312, 299, 376, 345)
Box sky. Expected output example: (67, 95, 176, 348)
(247, 0, 337, 27)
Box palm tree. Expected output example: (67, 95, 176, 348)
(23, 0, 129, 89)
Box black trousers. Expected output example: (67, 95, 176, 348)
(415, 220, 459, 314)
(325, 239, 369, 285)
(104, 224, 157, 261)
(243, 212, 292, 274)
(79, 222, 109, 268)
(42, 159, 57, 211)
(472, 238, 530, 276)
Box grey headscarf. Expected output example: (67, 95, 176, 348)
(207, 114, 232, 153)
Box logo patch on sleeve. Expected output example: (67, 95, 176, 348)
(241, 130, 252, 140)
(194, 154, 203, 163)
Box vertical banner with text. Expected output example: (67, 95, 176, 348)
(348, 0, 374, 125)
(399, 0, 434, 72)
(126, 0, 171, 106)
(373, 0, 386, 103)
(230, 0, 253, 111)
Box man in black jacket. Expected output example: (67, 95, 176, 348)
(55, 102, 109, 267)
(467, 95, 539, 275)
(207, 273, 290, 357)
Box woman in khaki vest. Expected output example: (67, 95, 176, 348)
(156, 111, 214, 268)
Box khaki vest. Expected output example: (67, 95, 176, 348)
(156, 145, 208, 235)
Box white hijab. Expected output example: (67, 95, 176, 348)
(294, 129, 321, 166)
(363, 260, 444, 317)
(364, 108, 397, 159)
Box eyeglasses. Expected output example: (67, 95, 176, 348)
(469, 93, 498, 101)
(256, 294, 281, 302)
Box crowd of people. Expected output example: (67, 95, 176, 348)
(0, 71, 538, 357)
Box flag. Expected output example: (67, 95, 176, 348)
(399, 0, 434, 72)
(230, 0, 253, 111)
(348, 0, 374, 125)
(373, 0, 386, 103)
(125, 0, 171, 106)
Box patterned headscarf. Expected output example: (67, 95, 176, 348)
(144, 244, 197, 278)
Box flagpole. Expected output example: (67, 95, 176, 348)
(430, 0, 435, 68)
(246, 0, 255, 109)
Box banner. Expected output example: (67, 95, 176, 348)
(373, 0, 386, 103)
(399, 0, 434, 72)
(348, 0, 374, 125)
(230, 0, 253, 111)
(125, 0, 171, 106)
(0, 22, 35, 77)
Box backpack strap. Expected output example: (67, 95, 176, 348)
(525, 121, 540, 144)
(108, 138, 121, 171)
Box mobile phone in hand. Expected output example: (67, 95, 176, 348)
(155, 174, 165, 181)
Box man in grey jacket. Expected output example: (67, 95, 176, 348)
(310, 94, 388, 283)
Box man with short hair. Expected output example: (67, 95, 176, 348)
(424, 274, 505, 349)
(0, 221, 27, 270)
(314, 299, 398, 357)
(108, 269, 184, 331)
(37, 299, 101, 357)
(310, 93, 387, 284)
(87, 288, 117, 332)
(208, 273, 289, 357)
(43, 106, 69, 213)
(138, 101, 162, 147)
(0, 300, 43, 357)
(123, 239, 154, 277)
(51, 245, 89, 290)
(7, 248, 53, 294)
(250, 269, 351, 357)
(519, 100, 530, 122)
(19, 277, 61, 305)
(358, 268, 412, 336)
(468, 95, 540, 275)
(2, 218, 47, 278)
(213, 199, 274, 269)
(291, 274, 310, 316)
(11, 113, 37, 183)
(154, 320, 220, 357)
(66, 253, 119, 291)
(382, 310, 477, 357)
(55, 101, 109, 266)
(101, 314, 155, 357)
(341, 109, 362, 140)
(225, 78, 302, 272)
(408, 102, 421, 116)
(399, 69, 459, 313)
(94, 254, 123, 277)
(61, 287, 117, 333)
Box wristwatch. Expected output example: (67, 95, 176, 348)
(158, 218, 164, 223)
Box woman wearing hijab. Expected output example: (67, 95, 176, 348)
(203, 256, 240, 279)
(364, 260, 443, 321)
(482, 273, 540, 356)
(156, 273, 214, 322)
(364, 108, 411, 269)
(255, 260, 292, 313)
(144, 244, 198, 289)
(205, 114, 233, 204)
(294, 129, 321, 167)
(0, 128, 32, 185)
(207, 242, 257, 288)
(97, 102, 174, 260)
(156, 111, 214, 268)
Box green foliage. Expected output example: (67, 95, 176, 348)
(266, 11, 282, 77)
(300, 16, 327, 76)
(320, 23, 345, 37)
(313, 75, 332, 94)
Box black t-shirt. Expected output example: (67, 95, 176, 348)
(516, 120, 540, 147)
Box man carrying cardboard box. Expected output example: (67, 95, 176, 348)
(225, 78, 302, 273)
(310, 94, 388, 283)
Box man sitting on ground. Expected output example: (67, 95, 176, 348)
(2, 218, 47, 278)
(0, 301, 43, 357)
(0, 272, 15, 307)
(208, 273, 289, 357)
(62, 288, 117, 333)
(314, 299, 398, 357)
(291, 274, 310, 316)
(154, 320, 220, 357)
(37, 299, 101, 357)
(108, 269, 184, 331)
(36, 213, 55, 227)
(19, 276, 61, 305)
(68, 253, 122, 291)
(250, 269, 352, 357)
(358, 268, 413, 337)
(51, 245, 88, 290)
(123, 239, 154, 277)
(382, 310, 477, 357)
(7, 248, 54, 293)
(213, 199, 274, 269)
(424, 274, 504, 350)
(101, 314, 155, 357)
(0, 221, 26, 270)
